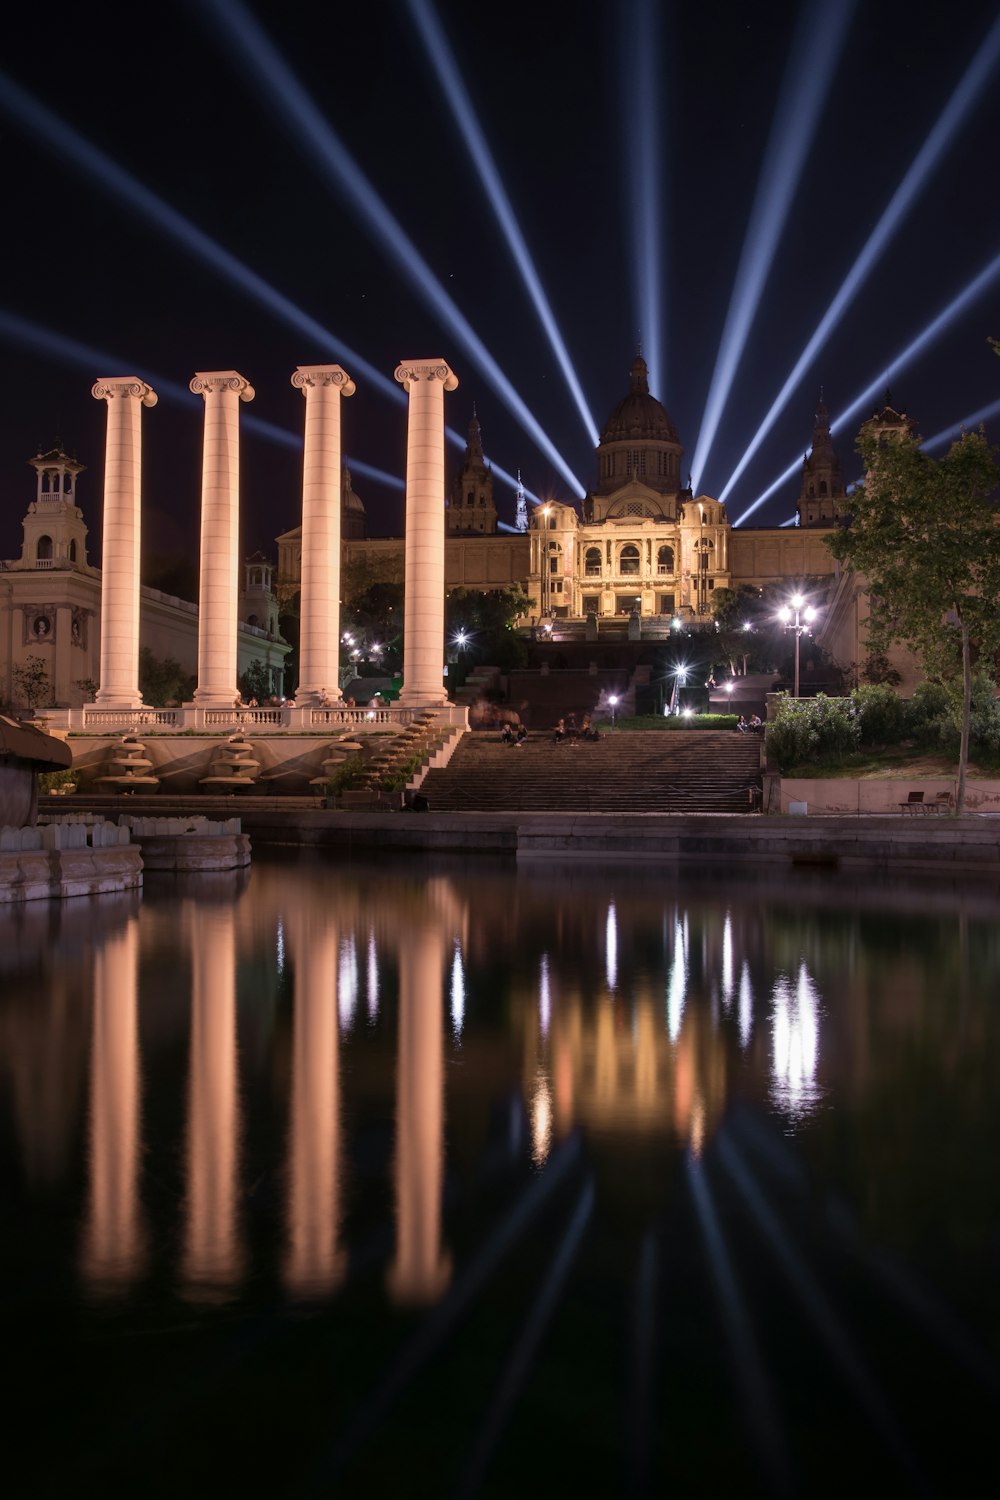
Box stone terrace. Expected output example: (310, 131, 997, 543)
(419, 729, 763, 813)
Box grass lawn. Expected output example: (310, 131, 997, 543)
(781, 745, 1000, 779)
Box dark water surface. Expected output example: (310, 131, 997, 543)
(3, 853, 999, 1498)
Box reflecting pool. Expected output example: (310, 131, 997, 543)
(3, 854, 999, 1498)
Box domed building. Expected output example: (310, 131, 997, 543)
(528, 353, 733, 624)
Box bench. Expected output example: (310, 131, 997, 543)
(899, 790, 953, 815)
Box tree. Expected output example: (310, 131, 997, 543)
(238, 658, 273, 703)
(13, 654, 51, 711)
(138, 647, 196, 707)
(827, 427, 1000, 813)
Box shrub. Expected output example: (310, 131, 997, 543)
(325, 754, 367, 797)
(904, 681, 951, 746)
(765, 693, 860, 772)
(853, 684, 906, 746)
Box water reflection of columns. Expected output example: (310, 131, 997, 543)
(82, 919, 144, 1291)
(285, 915, 345, 1296)
(183, 903, 241, 1295)
(388, 920, 451, 1305)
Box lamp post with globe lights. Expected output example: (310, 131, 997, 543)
(778, 594, 817, 699)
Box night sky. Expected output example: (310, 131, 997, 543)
(1, 0, 998, 575)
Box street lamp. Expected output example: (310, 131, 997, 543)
(609, 693, 619, 727)
(778, 593, 817, 698)
(669, 664, 688, 715)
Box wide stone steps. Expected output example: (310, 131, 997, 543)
(420, 730, 761, 813)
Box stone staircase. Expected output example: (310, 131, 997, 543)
(419, 730, 762, 813)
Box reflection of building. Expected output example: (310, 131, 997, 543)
(1, 446, 290, 709)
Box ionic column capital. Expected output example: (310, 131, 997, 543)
(189, 370, 255, 403)
(92, 376, 158, 408)
(292, 364, 355, 397)
(394, 360, 458, 394)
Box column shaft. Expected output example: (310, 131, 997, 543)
(293, 365, 355, 706)
(395, 361, 458, 706)
(92, 378, 157, 707)
(190, 371, 254, 706)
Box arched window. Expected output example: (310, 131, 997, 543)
(68, 539, 77, 563)
(585, 547, 602, 576)
(467, 490, 475, 506)
(36, 534, 53, 561)
(657, 545, 674, 574)
(819, 480, 828, 496)
(619, 544, 640, 576)
(247, 613, 259, 628)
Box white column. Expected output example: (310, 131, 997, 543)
(394, 360, 458, 707)
(291, 364, 355, 706)
(189, 371, 255, 707)
(388, 916, 450, 1305)
(91, 378, 157, 707)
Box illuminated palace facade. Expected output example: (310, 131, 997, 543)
(278, 354, 841, 629)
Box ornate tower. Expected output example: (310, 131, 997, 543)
(797, 394, 847, 526)
(447, 408, 496, 534)
(18, 445, 90, 569)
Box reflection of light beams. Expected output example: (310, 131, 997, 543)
(739, 962, 753, 1049)
(718, 1134, 920, 1484)
(691, 0, 855, 489)
(667, 917, 687, 1042)
(0, 72, 398, 402)
(625, 0, 664, 399)
(686, 1153, 792, 1495)
(338, 936, 358, 1032)
(539, 953, 551, 1038)
(605, 903, 619, 992)
(735, 247, 1000, 524)
(450, 942, 465, 1041)
(530, 1069, 553, 1168)
(721, 914, 734, 1009)
(276, 917, 286, 976)
(923, 396, 1000, 452)
(0, 308, 405, 491)
(367, 929, 379, 1023)
(199, 0, 586, 497)
(407, 0, 597, 445)
(770, 964, 820, 1118)
(723, 11, 1000, 507)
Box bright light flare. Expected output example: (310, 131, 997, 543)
(722, 11, 1000, 506)
(450, 942, 465, 1040)
(338, 935, 358, 1032)
(407, 0, 598, 446)
(624, 0, 665, 398)
(769, 963, 821, 1119)
(691, 0, 856, 489)
(199, 0, 586, 497)
(605, 902, 618, 992)
(666, 915, 688, 1043)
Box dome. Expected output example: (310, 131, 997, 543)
(600, 355, 678, 444)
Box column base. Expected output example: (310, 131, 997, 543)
(397, 689, 449, 708)
(93, 693, 144, 710)
(294, 689, 342, 709)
